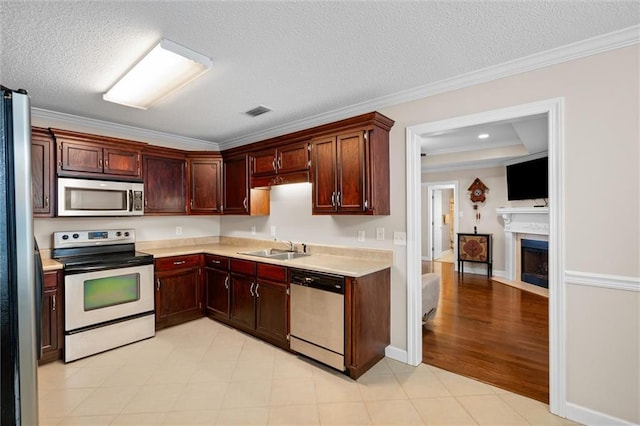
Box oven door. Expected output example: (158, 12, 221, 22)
(65, 264, 154, 331)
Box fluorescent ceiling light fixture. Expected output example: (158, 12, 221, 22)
(478, 133, 490, 139)
(103, 39, 212, 109)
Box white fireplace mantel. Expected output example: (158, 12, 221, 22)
(497, 207, 549, 281)
(497, 207, 549, 235)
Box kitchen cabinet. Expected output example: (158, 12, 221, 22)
(310, 112, 393, 215)
(188, 154, 222, 214)
(250, 141, 310, 188)
(154, 254, 203, 329)
(40, 271, 63, 364)
(31, 127, 55, 217)
(50, 129, 144, 181)
(227, 259, 289, 349)
(222, 153, 269, 215)
(204, 254, 230, 320)
(254, 263, 289, 348)
(344, 268, 390, 379)
(143, 147, 187, 215)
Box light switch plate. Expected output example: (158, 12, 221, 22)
(175, 226, 182, 236)
(270, 226, 276, 237)
(393, 231, 406, 246)
(251, 225, 256, 235)
(376, 227, 385, 241)
(357, 230, 365, 242)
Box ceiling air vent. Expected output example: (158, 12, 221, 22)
(244, 105, 272, 117)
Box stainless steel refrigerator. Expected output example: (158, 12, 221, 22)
(1, 85, 41, 425)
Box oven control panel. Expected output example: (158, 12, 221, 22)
(53, 229, 136, 248)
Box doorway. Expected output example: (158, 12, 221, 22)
(424, 183, 458, 262)
(405, 98, 565, 415)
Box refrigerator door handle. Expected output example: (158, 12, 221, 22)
(34, 238, 44, 360)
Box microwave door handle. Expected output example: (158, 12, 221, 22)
(128, 190, 133, 212)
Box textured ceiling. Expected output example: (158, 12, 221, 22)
(1, 1, 639, 149)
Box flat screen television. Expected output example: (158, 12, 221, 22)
(506, 156, 548, 201)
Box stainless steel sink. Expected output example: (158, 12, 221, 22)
(239, 249, 310, 261)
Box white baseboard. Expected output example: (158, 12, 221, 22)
(565, 402, 639, 426)
(385, 345, 409, 364)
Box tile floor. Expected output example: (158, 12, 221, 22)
(38, 318, 580, 425)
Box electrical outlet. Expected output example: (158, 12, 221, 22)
(251, 225, 256, 235)
(393, 231, 406, 246)
(376, 227, 385, 241)
(175, 226, 182, 236)
(270, 226, 276, 237)
(357, 230, 365, 242)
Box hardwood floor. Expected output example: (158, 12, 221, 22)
(422, 261, 549, 403)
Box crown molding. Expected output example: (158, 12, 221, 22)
(30, 25, 639, 152)
(31, 107, 219, 150)
(221, 24, 640, 150)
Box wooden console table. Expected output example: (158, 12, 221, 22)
(457, 233, 493, 278)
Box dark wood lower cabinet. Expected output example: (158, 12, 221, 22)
(254, 279, 289, 347)
(229, 273, 257, 331)
(204, 266, 230, 320)
(40, 271, 63, 364)
(345, 268, 391, 379)
(154, 255, 203, 330)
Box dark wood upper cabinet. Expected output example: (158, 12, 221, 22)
(250, 141, 310, 187)
(310, 113, 393, 215)
(223, 153, 270, 215)
(188, 155, 222, 215)
(31, 127, 55, 217)
(143, 147, 187, 215)
(50, 128, 143, 181)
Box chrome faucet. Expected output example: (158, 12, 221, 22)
(273, 237, 295, 252)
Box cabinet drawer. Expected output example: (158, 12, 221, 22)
(205, 254, 229, 270)
(155, 254, 201, 271)
(44, 271, 58, 289)
(230, 258, 256, 275)
(257, 263, 287, 283)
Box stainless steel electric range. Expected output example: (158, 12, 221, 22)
(52, 229, 155, 362)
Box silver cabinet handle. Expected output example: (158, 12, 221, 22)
(331, 192, 336, 207)
(156, 278, 161, 291)
(277, 157, 282, 170)
(224, 276, 229, 290)
(44, 196, 49, 208)
(272, 158, 277, 170)
(211, 260, 221, 265)
(255, 283, 259, 298)
(173, 260, 186, 265)
(249, 282, 255, 296)
(337, 191, 342, 206)
(52, 294, 56, 311)
(243, 197, 248, 210)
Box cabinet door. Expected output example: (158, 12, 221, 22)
(58, 140, 104, 174)
(255, 280, 289, 348)
(40, 271, 62, 364)
(189, 158, 222, 214)
(223, 155, 249, 214)
(205, 267, 230, 319)
(250, 149, 277, 176)
(144, 155, 186, 214)
(311, 135, 337, 213)
(229, 273, 256, 331)
(103, 147, 141, 178)
(155, 266, 202, 329)
(277, 141, 310, 174)
(336, 131, 366, 212)
(31, 128, 54, 217)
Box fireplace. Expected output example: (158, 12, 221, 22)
(521, 239, 549, 288)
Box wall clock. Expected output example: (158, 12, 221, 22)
(468, 178, 488, 203)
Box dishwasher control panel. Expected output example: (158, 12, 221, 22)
(289, 269, 344, 294)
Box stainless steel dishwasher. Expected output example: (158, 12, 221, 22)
(289, 268, 345, 371)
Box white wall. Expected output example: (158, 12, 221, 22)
(423, 166, 508, 273)
(379, 45, 639, 424)
(35, 216, 220, 249)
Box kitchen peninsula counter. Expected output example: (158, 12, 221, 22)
(138, 236, 393, 277)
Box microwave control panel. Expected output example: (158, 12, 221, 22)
(133, 191, 143, 211)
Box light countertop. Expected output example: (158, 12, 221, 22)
(41, 237, 393, 277)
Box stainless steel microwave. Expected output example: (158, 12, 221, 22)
(57, 177, 144, 216)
